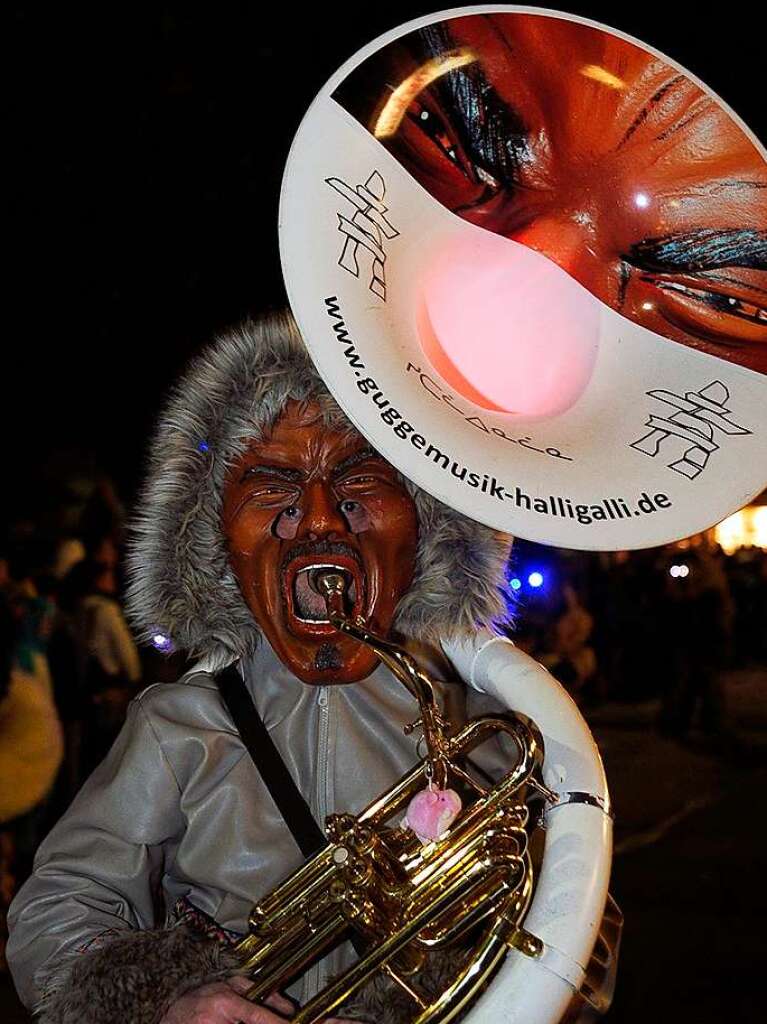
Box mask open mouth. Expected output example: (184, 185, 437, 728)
(294, 565, 358, 621)
(283, 554, 365, 633)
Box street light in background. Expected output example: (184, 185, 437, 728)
(715, 503, 767, 554)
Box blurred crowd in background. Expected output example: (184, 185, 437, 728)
(0, 471, 765, 972)
(0, 473, 185, 970)
(507, 534, 766, 724)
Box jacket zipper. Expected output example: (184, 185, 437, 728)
(317, 686, 331, 824)
(302, 686, 331, 1005)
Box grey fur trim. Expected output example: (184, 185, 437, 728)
(126, 312, 512, 667)
(35, 925, 240, 1024)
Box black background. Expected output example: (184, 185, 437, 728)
(7, 2, 765, 517)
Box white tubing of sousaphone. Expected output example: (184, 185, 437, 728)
(280, 5, 767, 551)
(444, 633, 612, 1023)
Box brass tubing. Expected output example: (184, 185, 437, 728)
(407, 817, 504, 895)
(382, 965, 429, 1009)
(237, 891, 348, 975)
(413, 877, 536, 1024)
(445, 761, 488, 795)
(315, 572, 447, 779)
(417, 857, 529, 947)
(244, 910, 347, 1003)
(357, 716, 538, 831)
(403, 794, 529, 895)
(412, 924, 509, 1024)
(249, 855, 337, 933)
(358, 760, 432, 826)
(236, 916, 304, 974)
(292, 860, 502, 1024)
(407, 835, 523, 923)
(251, 846, 335, 913)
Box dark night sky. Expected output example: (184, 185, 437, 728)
(7, 3, 766, 526)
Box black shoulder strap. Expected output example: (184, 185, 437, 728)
(217, 664, 327, 858)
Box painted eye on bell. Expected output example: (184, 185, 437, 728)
(340, 500, 359, 514)
(283, 505, 301, 518)
(654, 280, 767, 326)
(388, 65, 529, 215)
(410, 103, 463, 168)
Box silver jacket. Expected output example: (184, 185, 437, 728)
(7, 638, 503, 1010)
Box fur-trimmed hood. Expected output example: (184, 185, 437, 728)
(126, 312, 512, 669)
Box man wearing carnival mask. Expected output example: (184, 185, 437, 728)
(7, 314, 619, 1024)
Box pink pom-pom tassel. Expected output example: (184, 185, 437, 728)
(404, 787, 462, 843)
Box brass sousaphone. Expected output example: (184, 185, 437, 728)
(238, 5, 767, 1022)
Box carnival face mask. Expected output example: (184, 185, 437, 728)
(222, 400, 418, 684)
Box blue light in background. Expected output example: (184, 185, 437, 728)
(197, 440, 210, 453)
(150, 631, 174, 653)
(509, 577, 522, 591)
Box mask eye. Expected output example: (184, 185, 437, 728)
(340, 499, 371, 533)
(274, 505, 303, 539)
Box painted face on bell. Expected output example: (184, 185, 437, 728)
(335, 13, 767, 373)
(221, 400, 418, 685)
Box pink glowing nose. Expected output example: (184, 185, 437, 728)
(418, 233, 599, 417)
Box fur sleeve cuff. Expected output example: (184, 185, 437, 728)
(35, 925, 241, 1024)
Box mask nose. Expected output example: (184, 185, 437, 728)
(418, 228, 600, 417)
(512, 216, 598, 280)
(297, 480, 348, 542)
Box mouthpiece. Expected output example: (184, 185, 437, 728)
(311, 570, 348, 621)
